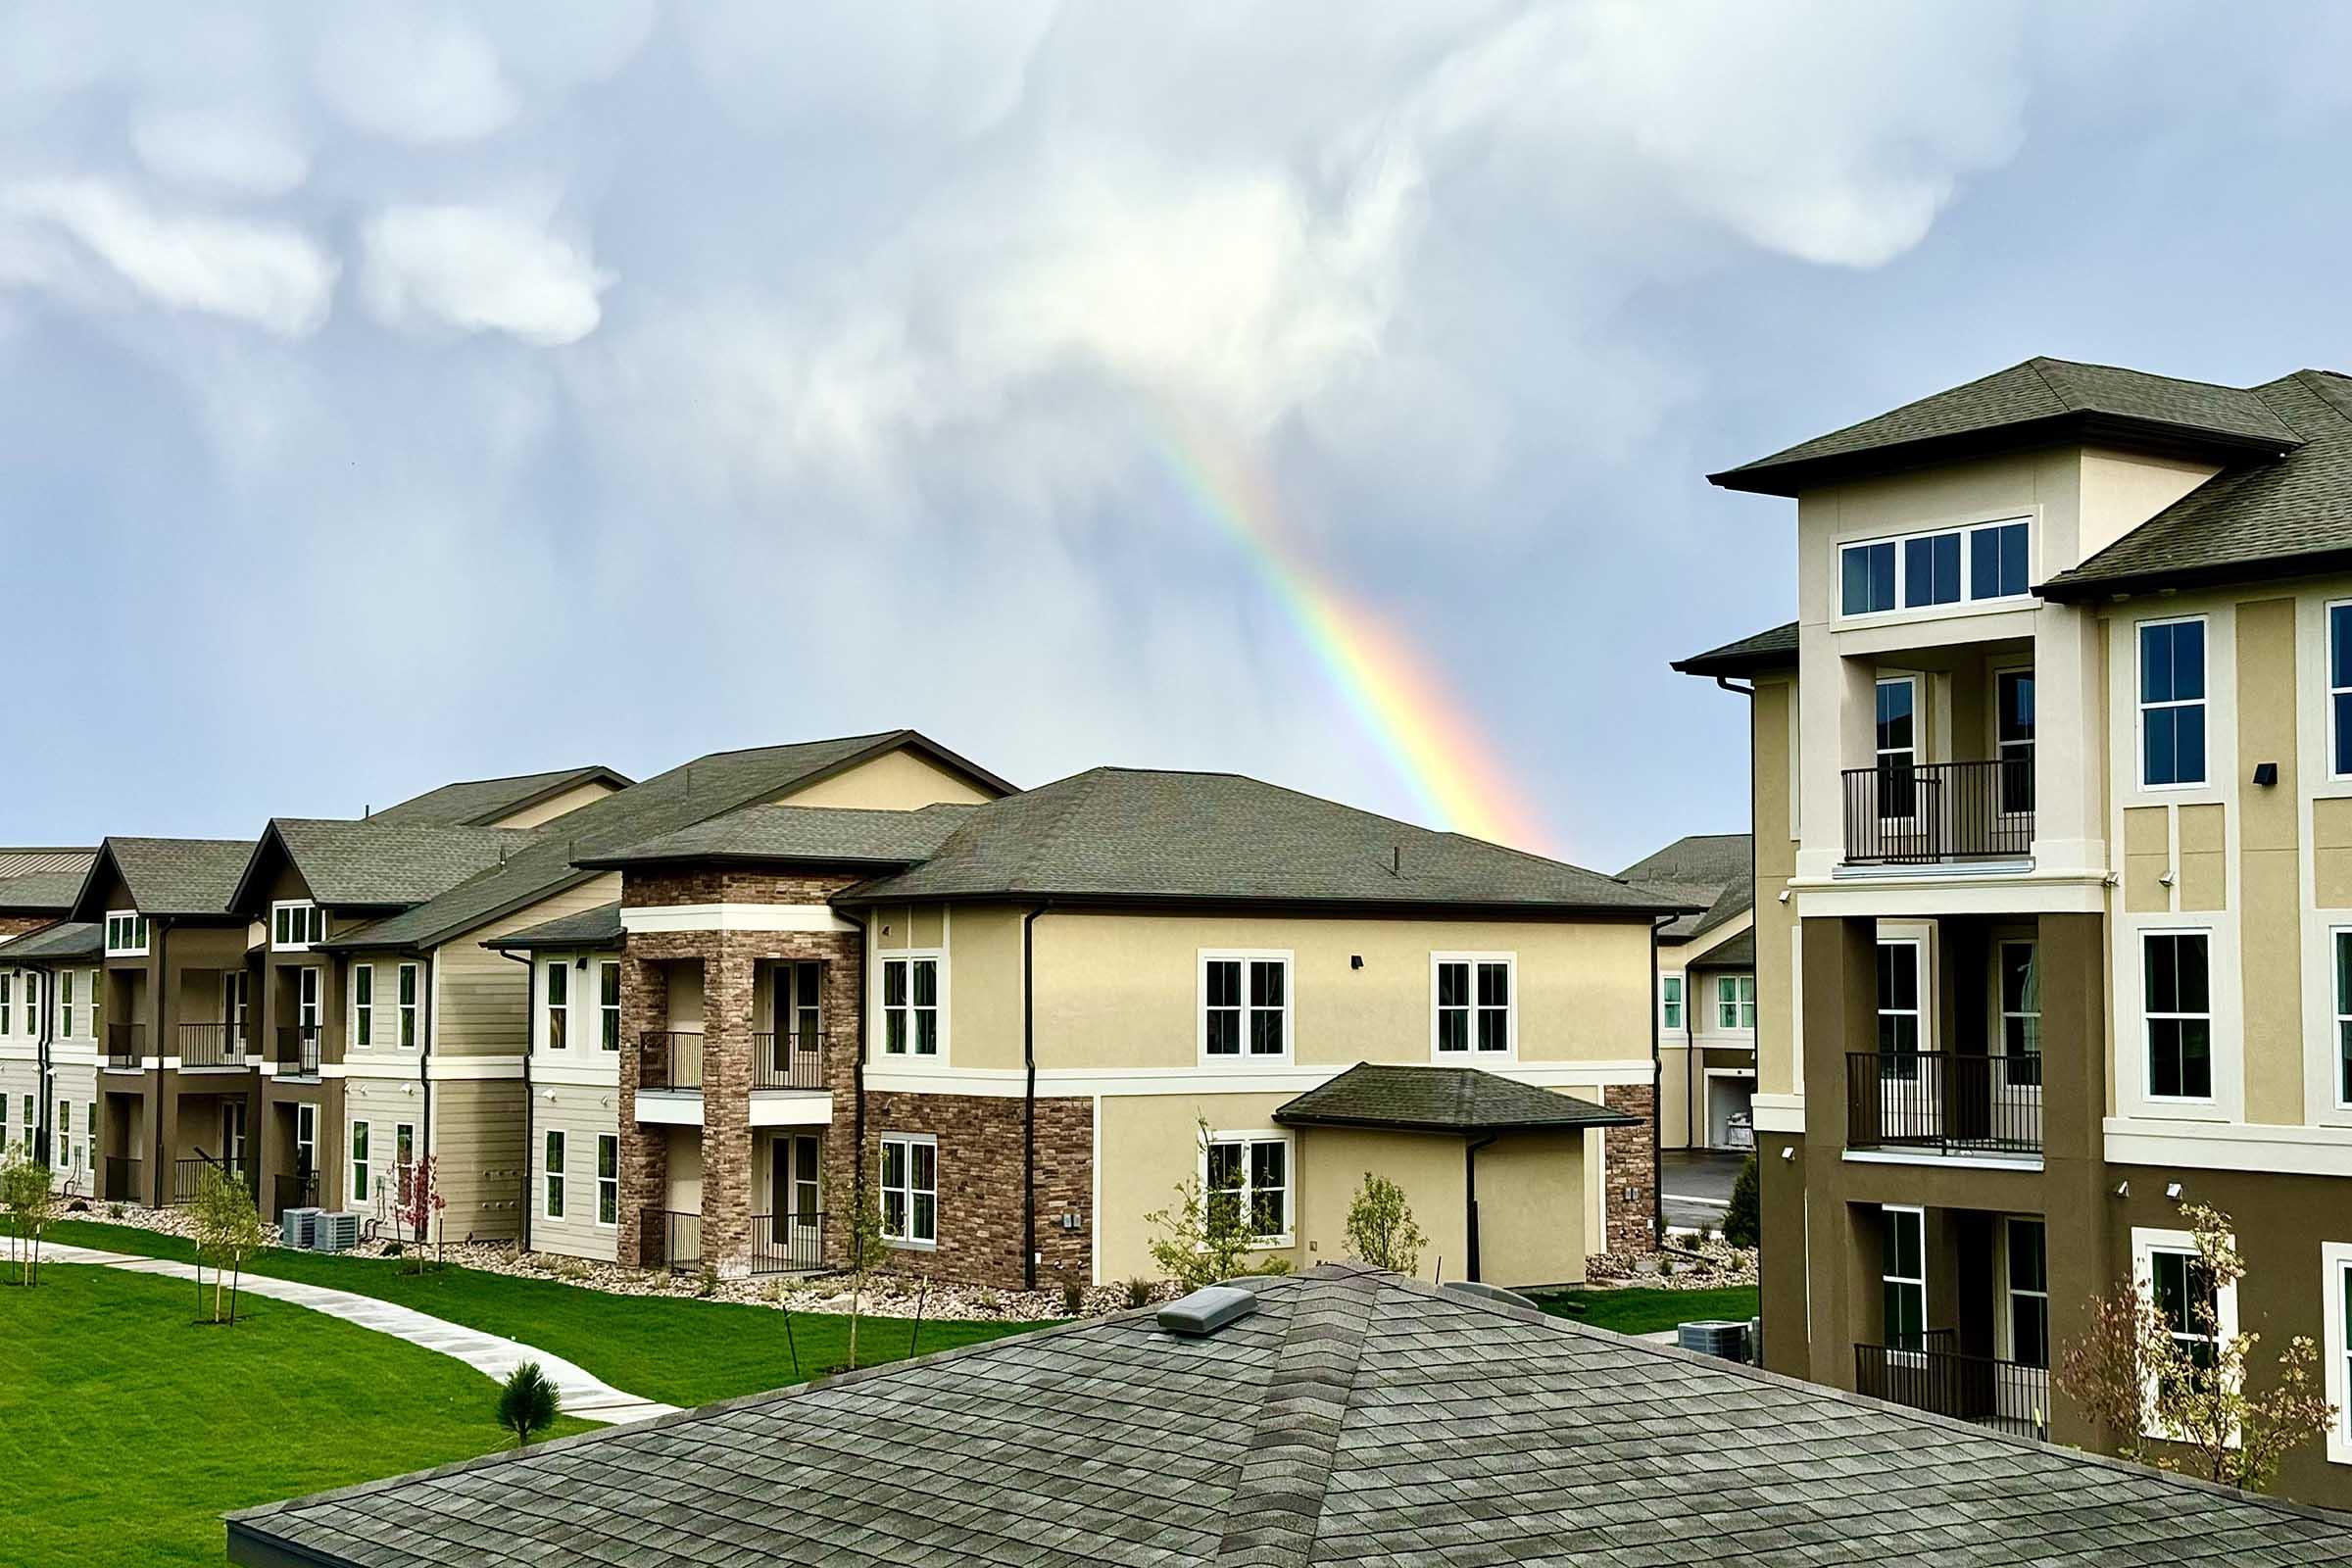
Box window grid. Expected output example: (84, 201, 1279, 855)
(1660, 975, 1683, 1031)
(2142, 931, 2213, 1101)
(879, 1134, 938, 1246)
(545, 1131, 565, 1219)
(1207, 1133, 1293, 1242)
(2137, 618, 2208, 789)
(1203, 955, 1289, 1059)
(1839, 518, 2031, 617)
(1435, 957, 1512, 1055)
(1883, 1206, 1926, 1352)
(882, 956, 941, 1057)
(1715, 973, 1756, 1032)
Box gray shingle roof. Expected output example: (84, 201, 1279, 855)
(1710, 357, 2302, 496)
(1671, 620, 1796, 677)
(839, 768, 1680, 914)
(245, 818, 532, 910)
(1273, 1063, 1638, 1133)
(580, 802, 979, 869)
(224, 1265, 2352, 1568)
(79, 837, 257, 917)
(2042, 370, 2352, 599)
(0, 921, 100, 961)
(367, 764, 633, 827)
(483, 902, 622, 951)
(0, 867, 91, 914)
(1620, 833, 1751, 943)
(1688, 927, 1756, 971)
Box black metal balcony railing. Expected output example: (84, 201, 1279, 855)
(171, 1154, 256, 1205)
(1842, 759, 2033, 864)
(275, 1024, 321, 1078)
(178, 1022, 246, 1069)
(1855, 1338, 2049, 1441)
(640, 1030, 705, 1091)
(752, 1032, 826, 1091)
(641, 1207, 703, 1271)
(103, 1155, 142, 1203)
(1847, 1052, 2041, 1156)
(272, 1170, 319, 1219)
(105, 1023, 144, 1070)
(751, 1210, 826, 1274)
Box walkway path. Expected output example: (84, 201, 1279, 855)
(46, 1244, 681, 1425)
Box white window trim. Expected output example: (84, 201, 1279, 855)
(1991, 662, 2036, 820)
(105, 908, 149, 957)
(350, 1119, 371, 1206)
(2135, 613, 2211, 792)
(544, 1130, 566, 1220)
(877, 951, 948, 1062)
(1203, 1128, 1295, 1250)
(2132, 1224, 2240, 1444)
(1197, 950, 1295, 1067)
(294, 1103, 318, 1171)
(595, 1133, 619, 1229)
(396, 962, 419, 1050)
(1836, 514, 2034, 623)
(2142, 927, 2218, 1105)
(878, 1131, 939, 1250)
(598, 960, 622, 1054)
(1999, 1215, 2049, 1368)
(1882, 1203, 1927, 1359)
(271, 900, 324, 953)
(2333, 928, 2352, 1114)
(1714, 972, 1757, 1035)
(351, 963, 374, 1051)
(1430, 952, 1517, 1062)
(542, 958, 571, 1053)
(2325, 1242, 2352, 1466)
(1659, 974, 1684, 1032)
(2329, 599, 2352, 783)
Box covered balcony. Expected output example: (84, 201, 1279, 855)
(1837, 637, 2035, 868)
(1851, 1204, 2050, 1441)
(634, 956, 830, 1125)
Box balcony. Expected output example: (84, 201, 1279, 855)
(106, 1023, 145, 1071)
(1855, 1334, 2048, 1441)
(753, 1032, 825, 1091)
(178, 1022, 248, 1070)
(641, 1207, 827, 1275)
(103, 1155, 143, 1202)
(272, 1170, 319, 1218)
(640, 1030, 705, 1091)
(274, 1025, 321, 1079)
(171, 1153, 256, 1205)
(1841, 759, 2031, 865)
(1846, 1052, 2041, 1159)
(640, 1030, 827, 1094)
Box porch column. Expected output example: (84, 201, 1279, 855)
(1799, 914, 1879, 1389)
(703, 943, 755, 1278)
(2036, 909, 2110, 1449)
(615, 954, 668, 1267)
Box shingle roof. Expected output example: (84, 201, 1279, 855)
(483, 902, 622, 951)
(2042, 370, 2352, 599)
(839, 768, 1681, 914)
(1619, 833, 1752, 943)
(1273, 1063, 1638, 1133)
(579, 802, 979, 869)
(0, 867, 91, 914)
(0, 921, 100, 961)
(1710, 357, 2302, 496)
(224, 1264, 2352, 1568)
(78, 837, 257, 918)
(1671, 620, 1796, 678)
(366, 765, 634, 827)
(327, 732, 990, 952)
(1688, 927, 1756, 971)
(240, 818, 532, 910)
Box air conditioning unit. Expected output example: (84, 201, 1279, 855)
(1676, 1319, 1752, 1363)
(311, 1211, 362, 1253)
(281, 1207, 321, 1249)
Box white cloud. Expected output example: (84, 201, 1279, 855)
(313, 11, 520, 144)
(0, 178, 336, 336)
(131, 102, 311, 198)
(361, 205, 612, 346)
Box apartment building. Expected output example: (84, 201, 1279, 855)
(1682, 356, 2352, 1503)
(0, 848, 98, 1175)
(1622, 833, 1756, 1150)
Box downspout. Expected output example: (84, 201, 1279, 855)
(1649, 913, 1673, 1249)
(34, 959, 53, 1169)
(420, 951, 436, 1191)
(1464, 1134, 1498, 1282)
(499, 947, 534, 1252)
(1021, 903, 1050, 1293)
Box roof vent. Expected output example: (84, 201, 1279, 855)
(1156, 1284, 1256, 1336)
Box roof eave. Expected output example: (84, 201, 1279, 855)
(1273, 1110, 1641, 1135)
(829, 888, 1695, 918)
(2037, 544, 2352, 604)
(456, 765, 636, 827)
(573, 849, 929, 873)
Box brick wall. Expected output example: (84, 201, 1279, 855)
(1600, 1083, 1657, 1255)
(621, 869, 862, 907)
(0, 915, 53, 941)
(856, 1090, 1092, 1290)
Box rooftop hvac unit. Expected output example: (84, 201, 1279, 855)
(1676, 1319, 1751, 1363)
(281, 1207, 321, 1250)
(310, 1211, 362, 1253)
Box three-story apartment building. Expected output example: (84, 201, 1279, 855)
(1683, 357, 2352, 1503)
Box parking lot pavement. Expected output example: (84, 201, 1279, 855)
(1662, 1148, 1747, 1234)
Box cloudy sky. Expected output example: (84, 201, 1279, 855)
(6, 2, 2349, 872)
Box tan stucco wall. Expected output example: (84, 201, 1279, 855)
(2238, 597, 2303, 1124)
(2177, 803, 2227, 911)
(1295, 1125, 1466, 1282)
(1754, 674, 1798, 1099)
(1477, 1132, 1589, 1287)
(778, 749, 998, 811)
(489, 779, 621, 830)
(1096, 1091, 1293, 1283)
(2123, 806, 2170, 912)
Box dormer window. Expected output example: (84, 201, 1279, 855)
(1840, 517, 2031, 617)
(272, 901, 324, 952)
(105, 910, 150, 956)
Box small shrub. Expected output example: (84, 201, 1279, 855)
(382, 1240, 405, 1257)
(1723, 1154, 1761, 1249)
(106, 1202, 124, 1220)
(496, 1361, 562, 1449)
(1122, 1276, 1157, 1309)
(1657, 1256, 1676, 1278)
(1343, 1172, 1427, 1276)
(1059, 1278, 1085, 1316)
(697, 1263, 720, 1298)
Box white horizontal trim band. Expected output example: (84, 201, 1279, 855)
(2105, 1116, 2352, 1178)
(1842, 1149, 2043, 1173)
(620, 904, 856, 935)
(864, 1058, 1655, 1101)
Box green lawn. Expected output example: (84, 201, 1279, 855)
(0, 1265, 596, 1567)
(46, 1219, 1044, 1407)
(1535, 1284, 1759, 1336)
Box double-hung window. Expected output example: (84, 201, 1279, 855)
(1207, 1132, 1292, 1243)
(105, 910, 149, 956)
(1877, 940, 1922, 1079)
(881, 956, 940, 1056)
(544, 1131, 565, 1218)
(58, 971, 74, 1038)
(397, 963, 417, 1048)
(224, 970, 248, 1046)
(879, 1133, 938, 1247)
(2150, 1246, 2223, 1379)
(55, 1100, 70, 1171)
(20, 973, 34, 1039)
(2143, 931, 2212, 1100)
(1715, 973, 1756, 1032)
(352, 964, 373, 1048)
(1840, 518, 2031, 616)
(271, 901, 323, 951)
(1660, 975, 1683, 1031)
(1996, 668, 2035, 814)
(2325, 1244, 2352, 1465)
(2336, 931, 2352, 1107)
(544, 961, 568, 1052)
(351, 1121, 370, 1201)
(0, 974, 12, 1038)
(1998, 941, 2041, 1089)
(393, 1122, 416, 1204)
(2006, 1217, 2049, 1370)
(1883, 1205, 1926, 1352)
(598, 961, 621, 1052)
(1434, 956, 1511, 1056)
(596, 1134, 618, 1226)
(1875, 678, 1917, 819)
(2333, 603, 2352, 778)
(1202, 954, 1289, 1060)
(2138, 618, 2207, 788)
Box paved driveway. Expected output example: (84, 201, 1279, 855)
(1662, 1149, 1746, 1234)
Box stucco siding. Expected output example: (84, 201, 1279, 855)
(776, 749, 997, 810)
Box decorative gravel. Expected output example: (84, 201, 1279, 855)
(1584, 1239, 1759, 1289)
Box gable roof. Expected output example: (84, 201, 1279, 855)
(366, 765, 635, 827)
(225, 1264, 2352, 1568)
(1671, 620, 1796, 678)
(0, 848, 94, 880)
(1689, 927, 1756, 971)
(483, 902, 622, 952)
(0, 866, 93, 915)
(229, 818, 531, 914)
(71, 836, 257, 920)
(578, 802, 979, 870)
(837, 767, 1683, 915)
(0, 920, 101, 962)
(1709, 357, 2302, 497)
(1273, 1063, 1638, 1134)
(1619, 833, 1751, 943)
(326, 731, 1003, 953)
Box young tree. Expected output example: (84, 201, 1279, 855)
(1722, 1153, 1761, 1249)
(1145, 1119, 1295, 1293)
(2056, 1202, 2336, 1492)
(0, 1150, 58, 1287)
(397, 1153, 447, 1274)
(1343, 1172, 1426, 1275)
(189, 1167, 267, 1324)
(496, 1361, 562, 1449)
(844, 1184, 890, 1371)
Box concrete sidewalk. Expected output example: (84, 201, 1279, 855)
(46, 1244, 680, 1425)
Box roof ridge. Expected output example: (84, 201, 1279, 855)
(1213, 1272, 1376, 1565)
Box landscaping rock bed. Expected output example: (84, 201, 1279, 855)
(1584, 1238, 1758, 1289)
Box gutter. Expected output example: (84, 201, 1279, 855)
(1021, 903, 1049, 1292)
(1463, 1134, 1498, 1282)
(498, 947, 534, 1252)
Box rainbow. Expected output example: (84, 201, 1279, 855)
(1152, 428, 1553, 855)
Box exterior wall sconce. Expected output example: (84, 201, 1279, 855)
(2253, 761, 2279, 787)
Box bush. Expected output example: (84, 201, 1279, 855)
(1343, 1172, 1427, 1276)
(1059, 1278, 1085, 1316)
(496, 1361, 562, 1450)
(1122, 1276, 1157, 1309)
(1723, 1154, 1761, 1249)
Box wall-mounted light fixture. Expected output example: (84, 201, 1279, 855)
(2254, 761, 2279, 787)
(2114, 1180, 2131, 1199)
(2165, 1181, 2183, 1201)
(1349, 955, 1363, 970)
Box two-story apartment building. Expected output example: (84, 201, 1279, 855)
(1622, 833, 1756, 1150)
(1682, 356, 2352, 1503)
(0, 847, 98, 1174)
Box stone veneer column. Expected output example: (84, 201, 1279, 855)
(703, 942, 756, 1277)
(1601, 1084, 1657, 1254)
(819, 952, 863, 1271)
(614, 954, 668, 1267)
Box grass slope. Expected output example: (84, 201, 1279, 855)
(1535, 1284, 1759, 1336)
(0, 1266, 594, 1567)
(45, 1219, 1042, 1407)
